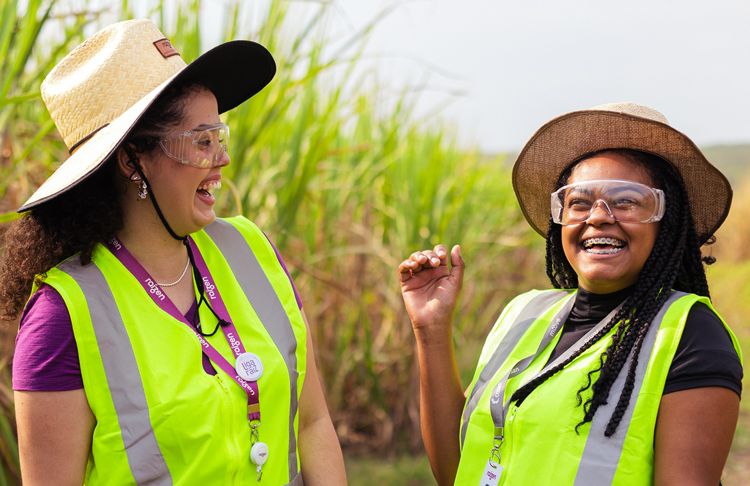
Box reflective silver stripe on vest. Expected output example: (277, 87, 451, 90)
(205, 219, 300, 482)
(287, 472, 304, 486)
(59, 259, 172, 486)
(574, 291, 686, 485)
(461, 289, 570, 447)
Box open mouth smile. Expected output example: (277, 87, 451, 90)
(197, 179, 221, 198)
(581, 236, 626, 255)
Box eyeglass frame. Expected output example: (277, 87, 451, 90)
(158, 122, 230, 168)
(550, 179, 666, 225)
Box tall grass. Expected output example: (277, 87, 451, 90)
(0, 0, 98, 481)
(707, 174, 750, 483)
(0, 0, 541, 465)
(1, 2, 749, 483)
(712, 175, 750, 264)
(212, 0, 544, 450)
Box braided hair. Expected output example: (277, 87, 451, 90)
(510, 149, 713, 436)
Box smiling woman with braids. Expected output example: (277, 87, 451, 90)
(399, 103, 742, 485)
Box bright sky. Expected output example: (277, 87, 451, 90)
(323, 0, 750, 153)
(118, 0, 750, 153)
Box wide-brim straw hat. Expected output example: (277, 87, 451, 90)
(512, 102, 732, 244)
(18, 18, 275, 212)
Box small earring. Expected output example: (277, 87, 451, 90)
(137, 180, 148, 200)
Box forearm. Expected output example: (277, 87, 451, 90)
(297, 310, 346, 485)
(415, 325, 466, 486)
(299, 413, 346, 485)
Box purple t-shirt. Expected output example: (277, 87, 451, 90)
(12, 238, 302, 391)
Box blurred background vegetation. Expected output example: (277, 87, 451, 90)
(0, 1, 748, 484)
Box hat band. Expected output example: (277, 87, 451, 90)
(69, 124, 109, 154)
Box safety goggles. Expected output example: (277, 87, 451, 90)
(550, 179, 666, 225)
(159, 122, 230, 168)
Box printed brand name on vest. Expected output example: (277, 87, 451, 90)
(109, 238, 122, 251)
(202, 276, 217, 300)
(145, 278, 166, 301)
(227, 332, 241, 354)
(547, 318, 561, 337)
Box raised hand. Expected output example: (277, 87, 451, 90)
(398, 244, 464, 335)
(399, 245, 466, 484)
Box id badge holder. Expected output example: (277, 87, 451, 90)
(480, 459, 503, 486)
(480, 438, 503, 486)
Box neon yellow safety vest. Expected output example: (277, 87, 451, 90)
(456, 289, 742, 485)
(43, 217, 306, 485)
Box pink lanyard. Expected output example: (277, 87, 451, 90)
(106, 237, 261, 422)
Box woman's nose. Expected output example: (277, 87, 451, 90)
(585, 199, 616, 225)
(215, 149, 230, 168)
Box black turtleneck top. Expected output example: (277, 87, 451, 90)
(546, 287, 742, 396)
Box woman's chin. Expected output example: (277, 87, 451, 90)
(176, 208, 216, 235)
(578, 273, 636, 294)
(193, 210, 216, 230)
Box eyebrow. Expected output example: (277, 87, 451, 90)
(607, 186, 642, 197)
(566, 187, 594, 197)
(192, 122, 223, 131)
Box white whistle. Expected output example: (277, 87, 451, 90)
(251, 441, 269, 466)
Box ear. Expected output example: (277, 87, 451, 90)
(115, 144, 141, 180)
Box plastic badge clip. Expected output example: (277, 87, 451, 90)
(249, 421, 267, 481)
(251, 441, 269, 481)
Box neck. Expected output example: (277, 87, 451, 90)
(118, 197, 188, 282)
(577, 284, 634, 297)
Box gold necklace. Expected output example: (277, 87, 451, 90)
(156, 257, 191, 287)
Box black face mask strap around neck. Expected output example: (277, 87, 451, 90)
(126, 149, 229, 336)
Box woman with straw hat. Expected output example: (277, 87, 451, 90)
(399, 103, 742, 485)
(0, 19, 345, 485)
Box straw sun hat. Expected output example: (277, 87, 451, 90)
(512, 102, 732, 244)
(18, 18, 275, 212)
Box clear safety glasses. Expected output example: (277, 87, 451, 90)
(550, 179, 666, 225)
(159, 122, 230, 169)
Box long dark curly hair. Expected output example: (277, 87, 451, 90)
(509, 148, 713, 436)
(0, 82, 202, 320)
